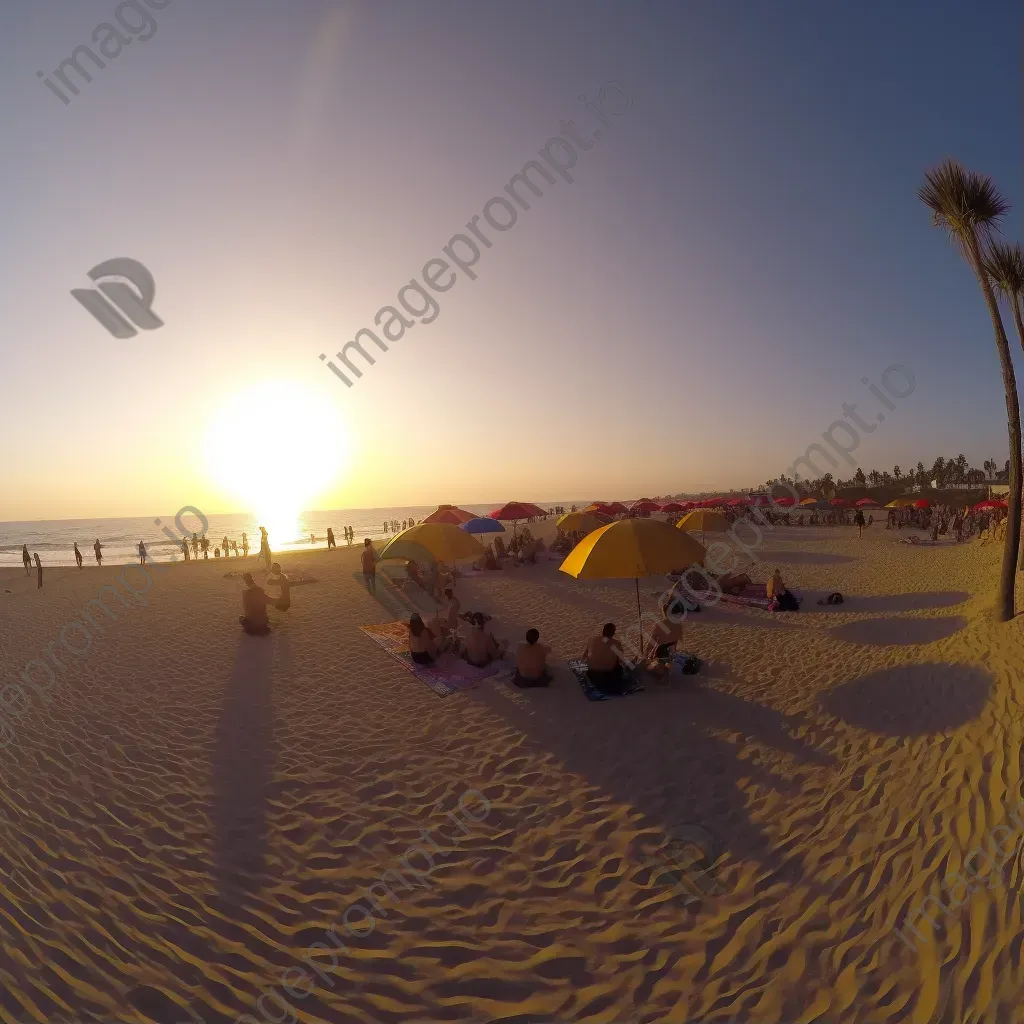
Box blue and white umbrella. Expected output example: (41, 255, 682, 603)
(460, 517, 505, 535)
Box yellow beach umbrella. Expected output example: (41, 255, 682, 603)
(799, 497, 818, 506)
(376, 522, 484, 564)
(560, 519, 706, 637)
(557, 512, 602, 534)
(886, 498, 914, 508)
(675, 508, 729, 547)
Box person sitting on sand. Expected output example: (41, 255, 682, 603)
(408, 613, 440, 665)
(766, 569, 787, 600)
(239, 573, 271, 635)
(442, 587, 461, 633)
(406, 559, 427, 590)
(643, 602, 685, 679)
(582, 623, 630, 695)
(462, 612, 506, 667)
(713, 570, 753, 595)
(266, 563, 292, 611)
(514, 628, 552, 688)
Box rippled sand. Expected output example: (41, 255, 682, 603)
(1, 522, 1023, 1023)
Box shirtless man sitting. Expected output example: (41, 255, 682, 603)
(462, 613, 507, 667)
(582, 623, 630, 695)
(514, 628, 552, 688)
(239, 573, 270, 635)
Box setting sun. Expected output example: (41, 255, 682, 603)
(204, 380, 350, 537)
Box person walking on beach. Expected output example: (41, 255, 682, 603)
(181, 538, 190, 562)
(361, 538, 377, 593)
(258, 526, 271, 569)
(327, 527, 336, 550)
(231, 540, 239, 557)
(191, 533, 200, 559)
(73, 542, 83, 569)
(22, 545, 31, 576)
(138, 540, 147, 565)
(241, 532, 250, 558)
(854, 508, 865, 538)
(222, 536, 231, 559)
(34, 553, 42, 589)
(94, 539, 103, 566)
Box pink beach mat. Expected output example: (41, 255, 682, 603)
(359, 620, 503, 697)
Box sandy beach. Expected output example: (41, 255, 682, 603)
(1, 521, 1023, 1023)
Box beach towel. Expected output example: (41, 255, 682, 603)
(360, 621, 500, 697)
(715, 586, 771, 609)
(567, 659, 644, 702)
(222, 570, 318, 585)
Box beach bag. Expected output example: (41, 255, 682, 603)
(672, 652, 702, 675)
(771, 590, 800, 612)
(818, 592, 844, 606)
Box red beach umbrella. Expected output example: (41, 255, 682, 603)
(489, 501, 545, 520)
(423, 505, 475, 524)
(914, 499, 930, 509)
(974, 499, 1007, 510)
(775, 497, 796, 507)
(631, 499, 661, 512)
(607, 501, 629, 514)
(856, 498, 879, 507)
(831, 498, 850, 507)
(660, 501, 684, 513)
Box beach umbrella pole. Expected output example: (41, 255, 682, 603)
(635, 578, 643, 653)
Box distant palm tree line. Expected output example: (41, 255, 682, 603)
(766, 454, 1006, 496)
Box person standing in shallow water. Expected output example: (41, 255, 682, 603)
(94, 539, 103, 566)
(22, 545, 31, 576)
(34, 553, 42, 589)
(241, 532, 249, 558)
(258, 526, 271, 569)
(74, 542, 83, 569)
(138, 540, 147, 565)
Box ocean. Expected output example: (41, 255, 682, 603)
(0, 502, 591, 567)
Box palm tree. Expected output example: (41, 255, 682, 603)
(919, 160, 1021, 620)
(983, 241, 1024, 568)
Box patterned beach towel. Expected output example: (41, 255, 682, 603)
(716, 586, 771, 609)
(567, 659, 644, 702)
(360, 621, 501, 697)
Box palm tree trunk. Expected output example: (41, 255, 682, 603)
(967, 234, 1022, 618)
(1008, 292, 1024, 571)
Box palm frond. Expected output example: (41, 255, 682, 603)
(918, 159, 1010, 242)
(982, 241, 1024, 298)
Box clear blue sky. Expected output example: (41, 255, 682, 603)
(2, 0, 1020, 518)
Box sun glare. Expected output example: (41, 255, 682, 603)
(204, 381, 350, 537)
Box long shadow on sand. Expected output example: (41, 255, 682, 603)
(820, 663, 992, 735)
(470, 652, 836, 895)
(211, 632, 285, 908)
(830, 615, 968, 646)
(800, 590, 970, 614)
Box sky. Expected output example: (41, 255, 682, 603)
(2, 0, 1021, 520)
